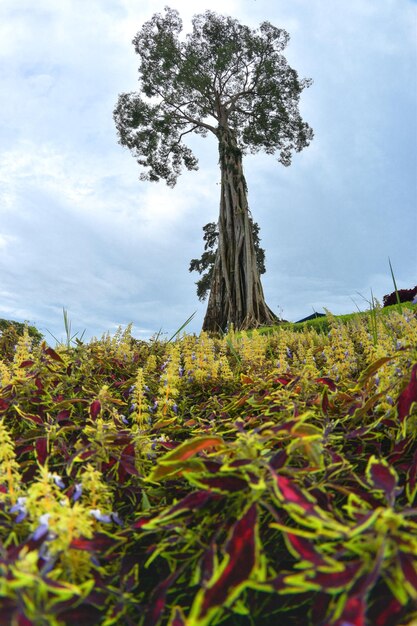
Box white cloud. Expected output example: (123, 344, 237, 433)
(0, 0, 415, 338)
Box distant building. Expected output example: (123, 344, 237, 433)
(295, 312, 326, 324)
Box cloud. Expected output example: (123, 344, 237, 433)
(0, 0, 415, 339)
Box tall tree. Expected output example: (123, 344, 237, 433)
(114, 7, 313, 331)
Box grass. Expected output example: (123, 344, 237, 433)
(253, 301, 416, 336)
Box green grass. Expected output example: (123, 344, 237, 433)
(254, 301, 417, 336)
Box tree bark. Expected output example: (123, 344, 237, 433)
(202, 126, 278, 332)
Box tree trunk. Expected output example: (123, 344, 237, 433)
(202, 126, 278, 332)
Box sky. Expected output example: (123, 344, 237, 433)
(0, 0, 416, 342)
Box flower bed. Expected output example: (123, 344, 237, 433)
(1, 311, 417, 625)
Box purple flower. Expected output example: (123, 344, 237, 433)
(111, 512, 123, 526)
(50, 473, 65, 489)
(90, 509, 123, 526)
(72, 483, 82, 502)
(9, 497, 27, 522)
(32, 514, 51, 540)
(90, 508, 112, 523)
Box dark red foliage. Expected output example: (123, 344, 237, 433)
(286, 533, 328, 566)
(70, 534, 117, 552)
(367, 459, 398, 505)
(162, 490, 221, 517)
(35, 437, 48, 465)
(315, 377, 337, 392)
(312, 561, 363, 590)
(370, 595, 403, 626)
(191, 475, 248, 493)
(44, 346, 65, 362)
(119, 443, 140, 477)
(89, 400, 101, 419)
(334, 595, 366, 626)
(383, 286, 417, 307)
(274, 474, 316, 513)
(397, 363, 417, 421)
(199, 503, 258, 617)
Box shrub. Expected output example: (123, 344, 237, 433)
(383, 286, 417, 307)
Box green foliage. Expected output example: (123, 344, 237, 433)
(114, 7, 313, 185)
(1, 312, 416, 625)
(0, 319, 43, 362)
(286, 301, 417, 335)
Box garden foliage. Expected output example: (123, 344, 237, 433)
(0, 310, 417, 625)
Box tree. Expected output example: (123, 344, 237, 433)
(114, 7, 313, 331)
(189, 220, 265, 302)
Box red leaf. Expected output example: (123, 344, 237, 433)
(166, 491, 220, 516)
(373, 597, 402, 626)
(35, 438, 48, 465)
(133, 516, 153, 529)
(19, 360, 35, 368)
(20, 412, 43, 425)
(119, 444, 140, 476)
(321, 387, 330, 415)
(161, 436, 224, 463)
(313, 561, 362, 590)
(335, 595, 366, 626)
(199, 503, 257, 618)
(398, 552, 417, 590)
(274, 376, 292, 386)
(286, 533, 328, 566)
(191, 475, 248, 494)
(70, 534, 116, 551)
(0, 398, 9, 411)
(269, 450, 288, 470)
(56, 409, 71, 422)
(315, 377, 337, 392)
(275, 475, 316, 513)
(397, 363, 417, 421)
(89, 400, 101, 419)
(406, 447, 417, 499)
(150, 436, 224, 480)
(44, 347, 64, 363)
(366, 457, 398, 504)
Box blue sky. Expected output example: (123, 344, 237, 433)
(0, 0, 416, 341)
